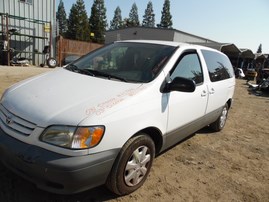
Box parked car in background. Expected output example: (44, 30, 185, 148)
(235, 68, 245, 79)
(0, 40, 235, 196)
(256, 68, 269, 84)
(245, 68, 257, 81)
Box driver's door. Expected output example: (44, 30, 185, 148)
(165, 50, 208, 145)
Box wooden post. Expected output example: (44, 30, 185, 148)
(58, 35, 63, 67)
(6, 14, 10, 66)
(49, 21, 52, 58)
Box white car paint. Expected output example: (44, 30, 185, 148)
(0, 40, 235, 194)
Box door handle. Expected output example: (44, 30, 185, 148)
(201, 90, 207, 97)
(209, 88, 215, 95)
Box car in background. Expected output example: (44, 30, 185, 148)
(256, 68, 269, 84)
(235, 68, 245, 79)
(245, 68, 257, 81)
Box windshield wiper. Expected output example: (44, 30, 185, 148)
(66, 67, 127, 82)
(65, 64, 78, 72)
(76, 69, 95, 76)
(95, 71, 128, 82)
(66, 66, 95, 76)
(81, 69, 127, 82)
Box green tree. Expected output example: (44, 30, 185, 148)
(66, 0, 90, 41)
(122, 18, 131, 28)
(158, 0, 173, 28)
(142, 1, 155, 27)
(89, 0, 107, 44)
(56, 0, 68, 36)
(110, 6, 123, 30)
(128, 3, 140, 27)
(257, 44, 262, 53)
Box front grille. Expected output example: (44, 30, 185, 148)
(0, 104, 36, 136)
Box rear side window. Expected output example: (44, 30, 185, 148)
(201, 50, 234, 82)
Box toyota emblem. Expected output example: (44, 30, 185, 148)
(6, 116, 13, 125)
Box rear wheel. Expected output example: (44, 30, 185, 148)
(106, 134, 155, 196)
(210, 103, 229, 132)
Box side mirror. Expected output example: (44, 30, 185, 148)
(161, 77, 196, 93)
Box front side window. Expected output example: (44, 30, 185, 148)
(170, 51, 203, 84)
(66, 42, 176, 83)
(201, 50, 234, 82)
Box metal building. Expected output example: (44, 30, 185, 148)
(105, 27, 217, 44)
(0, 0, 56, 66)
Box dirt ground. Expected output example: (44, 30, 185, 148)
(0, 66, 268, 202)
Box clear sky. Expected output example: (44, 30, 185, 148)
(56, 0, 269, 54)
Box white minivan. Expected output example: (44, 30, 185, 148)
(0, 40, 235, 195)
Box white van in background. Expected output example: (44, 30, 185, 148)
(0, 40, 235, 195)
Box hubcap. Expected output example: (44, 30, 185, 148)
(48, 59, 56, 66)
(220, 107, 228, 128)
(124, 146, 151, 187)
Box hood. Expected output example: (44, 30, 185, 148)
(2, 68, 143, 127)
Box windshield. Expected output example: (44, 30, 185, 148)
(65, 42, 176, 83)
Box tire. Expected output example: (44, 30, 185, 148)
(106, 134, 155, 196)
(210, 103, 229, 132)
(47, 57, 57, 68)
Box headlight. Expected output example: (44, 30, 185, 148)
(40, 125, 105, 149)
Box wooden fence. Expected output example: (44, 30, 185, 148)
(57, 36, 103, 66)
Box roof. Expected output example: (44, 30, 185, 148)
(107, 27, 267, 57)
(116, 40, 226, 54)
(240, 49, 255, 59)
(191, 42, 241, 56)
(255, 53, 267, 60)
(117, 39, 186, 47)
(107, 26, 217, 43)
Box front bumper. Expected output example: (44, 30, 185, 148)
(0, 127, 119, 194)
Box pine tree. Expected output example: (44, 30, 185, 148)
(66, 0, 91, 41)
(56, 0, 68, 36)
(128, 3, 140, 27)
(110, 6, 123, 30)
(122, 18, 131, 28)
(89, 0, 107, 44)
(257, 44, 262, 53)
(142, 1, 155, 27)
(158, 0, 173, 29)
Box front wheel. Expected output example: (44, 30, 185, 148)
(106, 134, 155, 196)
(210, 103, 229, 132)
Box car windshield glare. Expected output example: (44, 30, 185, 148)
(67, 42, 176, 83)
